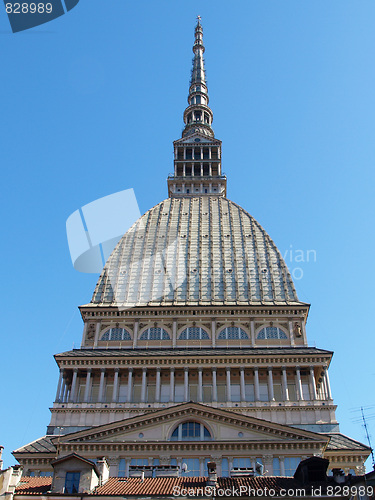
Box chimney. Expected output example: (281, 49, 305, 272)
(0, 446, 4, 470)
(207, 462, 217, 486)
(96, 457, 110, 485)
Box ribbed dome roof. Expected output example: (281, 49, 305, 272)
(91, 196, 301, 307)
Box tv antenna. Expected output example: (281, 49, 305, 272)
(361, 407, 375, 470)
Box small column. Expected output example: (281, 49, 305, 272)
(288, 320, 295, 347)
(141, 368, 147, 403)
(309, 367, 318, 400)
(250, 320, 255, 346)
(279, 456, 285, 476)
(268, 367, 275, 401)
(127, 368, 133, 403)
(169, 367, 175, 402)
(94, 321, 101, 348)
(172, 319, 177, 348)
(212, 367, 217, 402)
(133, 320, 139, 349)
(240, 368, 246, 402)
(254, 367, 260, 401)
(84, 369, 92, 403)
(112, 368, 120, 403)
(198, 368, 203, 402)
(302, 321, 308, 346)
(70, 368, 78, 403)
(296, 367, 304, 401)
(62, 382, 68, 403)
(98, 368, 106, 403)
(211, 319, 216, 348)
(55, 369, 64, 402)
(81, 322, 88, 347)
(282, 368, 289, 401)
(226, 367, 232, 402)
(184, 368, 189, 401)
(155, 368, 161, 403)
(323, 365, 332, 400)
(199, 458, 205, 476)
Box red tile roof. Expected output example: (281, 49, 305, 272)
(15, 477, 52, 495)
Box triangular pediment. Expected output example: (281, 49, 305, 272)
(52, 403, 328, 446)
(174, 134, 221, 145)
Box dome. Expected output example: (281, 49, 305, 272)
(91, 196, 301, 307)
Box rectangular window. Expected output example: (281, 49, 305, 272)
(189, 384, 198, 402)
(302, 383, 310, 400)
(90, 384, 99, 403)
(118, 384, 128, 402)
(147, 384, 156, 403)
(160, 384, 170, 402)
(221, 458, 229, 477)
(217, 384, 226, 402)
(273, 458, 281, 475)
(259, 383, 269, 401)
(104, 384, 113, 402)
(181, 458, 200, 477)
(288, 383, 297, 402)
(245, 384, 255, 402)
(202, 385, 212, 402)
(118, 459, 126, 477)
(231, 384, 241, 402)
(174, 383, 184, 403)
(132, 384, 142, 403)
(65, 472, 80, 494)
(233, 458, 252, 468)
(273, 383, 283, 402)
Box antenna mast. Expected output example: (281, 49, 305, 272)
(361, 406, 375, 469)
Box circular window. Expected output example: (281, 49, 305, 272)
(139, 433, 144, 438)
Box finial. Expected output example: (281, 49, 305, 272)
(197, 15, 201, 23)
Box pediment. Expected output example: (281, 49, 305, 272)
(174, 134, 221, 145)
(52, 403, 328, 446)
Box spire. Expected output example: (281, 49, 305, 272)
(168, 18, 227, 198)
(182, 17, 214, 138)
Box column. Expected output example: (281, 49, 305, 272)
(98, 368, 106, 403)
(126, 368, 133, 403)
(141, 368, 147, 403)
(211, 319, 216, 348)
(62, 382, 68, 403)
(268, 367, 275, 401)
(133, 320, 139, 349)
(240, 368, 246, 402)
(69, 368, 78, 402)
(199, 458, 205, 476)
(112, 368, 120, 402)
(94, 321, 101, 348)
(250, 320, 255, 346)
(81, 322, 88, 347)
(302, 321, 307, 346)
(169, 367, 175, 402)
(198, 368, 203, 402)
(155, 368, 161, 403)
(296, 367, 304, 401)
(254, 367, 260, 401)
(172, 319, 177, 348)
(55, 369, 64, 402)
(84, 369, 92, 403)
(212, 367, 217, 402)
(309, 367, 318, 400)
(279, 456, 285, 476)
(288, 320, 295, 347)
(323, 366, 332, 400)
(184, 368, 189, 401)
(226, 367, 232, 402)
(282, 368, 289, 401)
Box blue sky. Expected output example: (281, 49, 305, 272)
(1, 0, 375, 470)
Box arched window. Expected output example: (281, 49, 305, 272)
(257, 326, 287, 340)
(100, 327, 132, 341)
(170, 421, 212, 441)
(218, 327, 248, 340)
(140, 327, 170, 340)
(179, 327, 209, 340)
